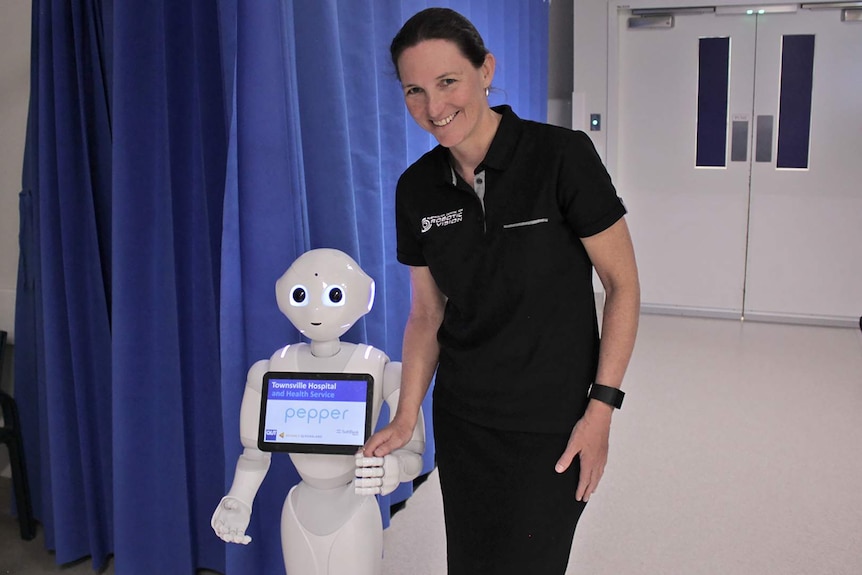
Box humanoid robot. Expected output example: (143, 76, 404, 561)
(211, 248, 425, 575)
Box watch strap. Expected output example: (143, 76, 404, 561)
(588, 383, 625, 410)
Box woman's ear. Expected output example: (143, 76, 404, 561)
(481, 53, 496, 89)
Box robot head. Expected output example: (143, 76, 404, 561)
(275, 248, 375, 342)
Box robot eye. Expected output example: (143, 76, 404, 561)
(290, 285, 309, 307)
(323, 285, 346, 307)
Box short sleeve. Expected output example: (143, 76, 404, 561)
(559, 131, 627, 238)
(395, 174, 428, 266)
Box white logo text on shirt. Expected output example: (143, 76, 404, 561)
(421, 209, 464, 233)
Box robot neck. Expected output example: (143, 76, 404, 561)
(310, 339, 341, 358)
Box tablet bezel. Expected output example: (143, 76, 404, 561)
(257, 371, 374, 455)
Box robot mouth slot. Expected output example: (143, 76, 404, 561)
(311, 322, 322, 326)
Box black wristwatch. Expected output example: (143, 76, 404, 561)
(587, 383, 625, 410)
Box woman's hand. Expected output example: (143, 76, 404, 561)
(554, 402, 612, 502)
(362, 416, 417, 458)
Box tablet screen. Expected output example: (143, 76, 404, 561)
(258, 371, 374, 455)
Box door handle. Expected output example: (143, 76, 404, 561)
(755, 115, 773, 163)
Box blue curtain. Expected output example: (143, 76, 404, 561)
(15, 0, 548, 573)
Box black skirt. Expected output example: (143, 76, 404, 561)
(433, 403, 588, 575)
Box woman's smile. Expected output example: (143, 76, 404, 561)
(432, 111, 459, 127)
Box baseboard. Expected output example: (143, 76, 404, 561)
(641, 302, 859, 329)
(742, 311, 859, 329)
(640, 303, 742, 321)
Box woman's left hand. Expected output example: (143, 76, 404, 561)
(554, 402, 613, 502)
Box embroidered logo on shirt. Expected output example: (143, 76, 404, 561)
(421, 209, 464, 233)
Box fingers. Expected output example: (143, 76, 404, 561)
(355, 453, 383, 495)
(555, 435, 606, 502)
(555, 432, 581, 474)
(354, 477, 383, 496)
(362, 429, 394, 457)
(363, 425, 408, 457)
(355, 454, 385, 476)
(576, 458, 606, 502)
(213, 522, 252, 545)
(576, 462, 591, 502)
(554, 444, 578, 474)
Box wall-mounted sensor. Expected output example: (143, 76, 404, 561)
(590, 114, 601, 131)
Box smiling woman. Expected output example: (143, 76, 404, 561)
(396, 37, 499, 181)
(362, 7, 641, 575)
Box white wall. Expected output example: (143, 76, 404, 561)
(573, 0, 611, 155)
(0, 0, 31, 345)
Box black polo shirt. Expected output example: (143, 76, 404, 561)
(395, 105, 626, 433)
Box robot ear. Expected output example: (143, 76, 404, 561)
(367, 279, 376, 313)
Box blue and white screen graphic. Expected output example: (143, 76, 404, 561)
(263, 376, 368, 447)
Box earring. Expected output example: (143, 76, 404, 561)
(485, 87, 490, 97)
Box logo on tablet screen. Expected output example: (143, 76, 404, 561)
(265, 429, 278, 441)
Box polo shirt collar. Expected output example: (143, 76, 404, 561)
(481, 105, 522, 172)
(435, 104, 524, 183)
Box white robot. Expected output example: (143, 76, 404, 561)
(211, 248, 425, 575)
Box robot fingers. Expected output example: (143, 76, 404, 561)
(355, 454, 385, 468)
(213, 522, 252, 545)
(354, 477, 383, 496)
(355, 466, 385, 478)
(355, 455, 386, 495)
(226, 532, 253, 545)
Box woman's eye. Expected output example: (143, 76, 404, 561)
(441, 78, 456, 87)
(405, 86, 422, 96)
(290, 285, 309, 307)
(323, 285, 346, 307)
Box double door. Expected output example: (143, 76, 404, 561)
(613, 5, 862, 325)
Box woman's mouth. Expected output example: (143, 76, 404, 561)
(431, 111, 459, 127)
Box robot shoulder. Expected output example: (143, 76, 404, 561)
(358, 344, 390, 365)
(245, 359, 270, 392)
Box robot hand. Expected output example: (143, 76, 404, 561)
(354, 453, 404, 496)
(211, 496, 253, 545)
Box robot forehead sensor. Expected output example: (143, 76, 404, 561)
(258, 371, 374, 455)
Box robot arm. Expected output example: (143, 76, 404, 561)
(211, 360, 273, 544)
(355, 361, 425, 496)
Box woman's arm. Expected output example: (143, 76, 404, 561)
(585, 216, 640, 395)
(555, 217, 640, 501)
(362, 265, 446, 457)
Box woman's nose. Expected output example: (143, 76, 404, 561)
(426, 91, 445, 118)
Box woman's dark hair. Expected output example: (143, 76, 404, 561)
(390, 8, 489, 80)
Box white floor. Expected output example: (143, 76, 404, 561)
(382, 314, 862, 575)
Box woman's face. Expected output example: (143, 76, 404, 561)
(397, 39, 494, 151)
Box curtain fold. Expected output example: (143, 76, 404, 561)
(16, 0, 114, 567)
(14, 0, 548, 572)
(110, 1, 228, 572)
(220, 1, 310, 572)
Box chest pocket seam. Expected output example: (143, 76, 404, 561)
(501, 218, 549, 230)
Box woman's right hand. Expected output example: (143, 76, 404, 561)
(362, 416, 416, 458)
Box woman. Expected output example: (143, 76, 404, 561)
(363, 8, 640, 574)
